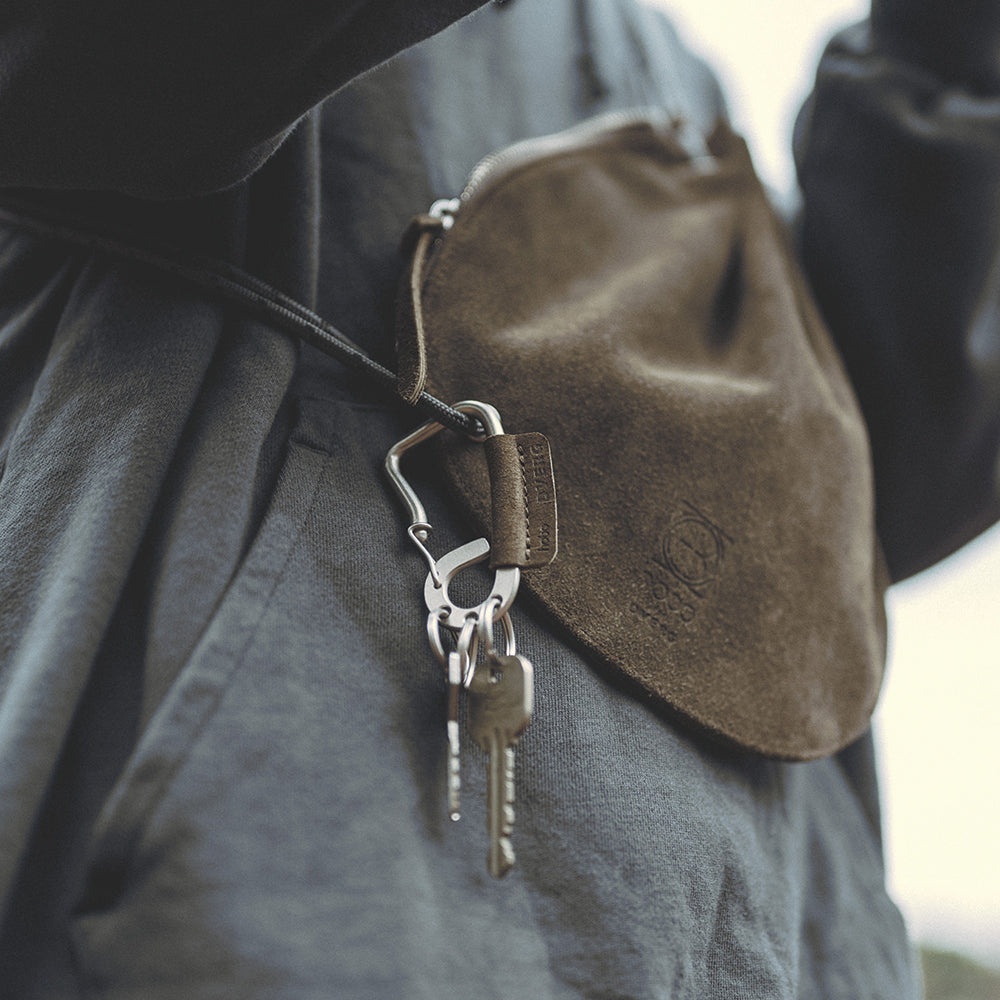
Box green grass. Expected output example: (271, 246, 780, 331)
(920, 946, 1000, 1000)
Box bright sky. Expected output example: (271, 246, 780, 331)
(652, 0, 1000, 967)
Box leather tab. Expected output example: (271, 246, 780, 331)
(484, 433, 558, 569)
(396, 216, 442, 405)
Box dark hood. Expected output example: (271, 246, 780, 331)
(0, 0, 489, 196)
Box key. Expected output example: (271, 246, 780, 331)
(445, 649, 463, 822)
(443, 615, 477, 822)
(467, 651, 534, 878)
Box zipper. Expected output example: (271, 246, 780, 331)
(428, 107, 694, 228)
(396, 109, 705, 426)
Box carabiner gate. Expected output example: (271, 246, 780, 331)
(384, 400, 506, 579)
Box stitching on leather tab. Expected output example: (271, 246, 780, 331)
(517, 440, 531, 560)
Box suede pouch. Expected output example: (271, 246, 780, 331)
(400, 114, 887, 760)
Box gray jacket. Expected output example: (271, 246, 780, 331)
(0, 0, 997, 996)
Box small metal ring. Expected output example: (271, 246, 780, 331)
(477, 594, 503, 653)
(497, 612, 517, 658)
(426, 611, 448, 667)
(465, 612, 517, 688)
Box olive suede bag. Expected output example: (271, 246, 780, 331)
(396, 113, 887, 760)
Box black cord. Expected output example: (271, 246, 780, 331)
(0, 200, 482, 438)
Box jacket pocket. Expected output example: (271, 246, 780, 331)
(71, 407, 332, 921)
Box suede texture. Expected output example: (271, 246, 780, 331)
(413, 119, 887, 760)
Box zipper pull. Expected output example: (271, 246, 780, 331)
(429, 197, 461, 230)
(399, 197, 458, 257)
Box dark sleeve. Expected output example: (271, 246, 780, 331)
(0, 1, 487, 198)
(793, 2, 1000, 580)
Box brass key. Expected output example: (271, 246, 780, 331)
(467, 651, 534, 879)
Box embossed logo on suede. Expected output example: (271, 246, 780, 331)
(632, 502, 733, 641)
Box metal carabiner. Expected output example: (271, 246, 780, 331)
(383, 400, 506, 584)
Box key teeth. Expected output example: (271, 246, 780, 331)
(488, 841, 515, 879)
(447, 720, 462, 820)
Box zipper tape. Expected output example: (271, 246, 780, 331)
(0, 199, 482, 438)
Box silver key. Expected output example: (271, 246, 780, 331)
(468, 652, 534, 878)
(445, 649, 463, 821)
(442, 616, 476, 822)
